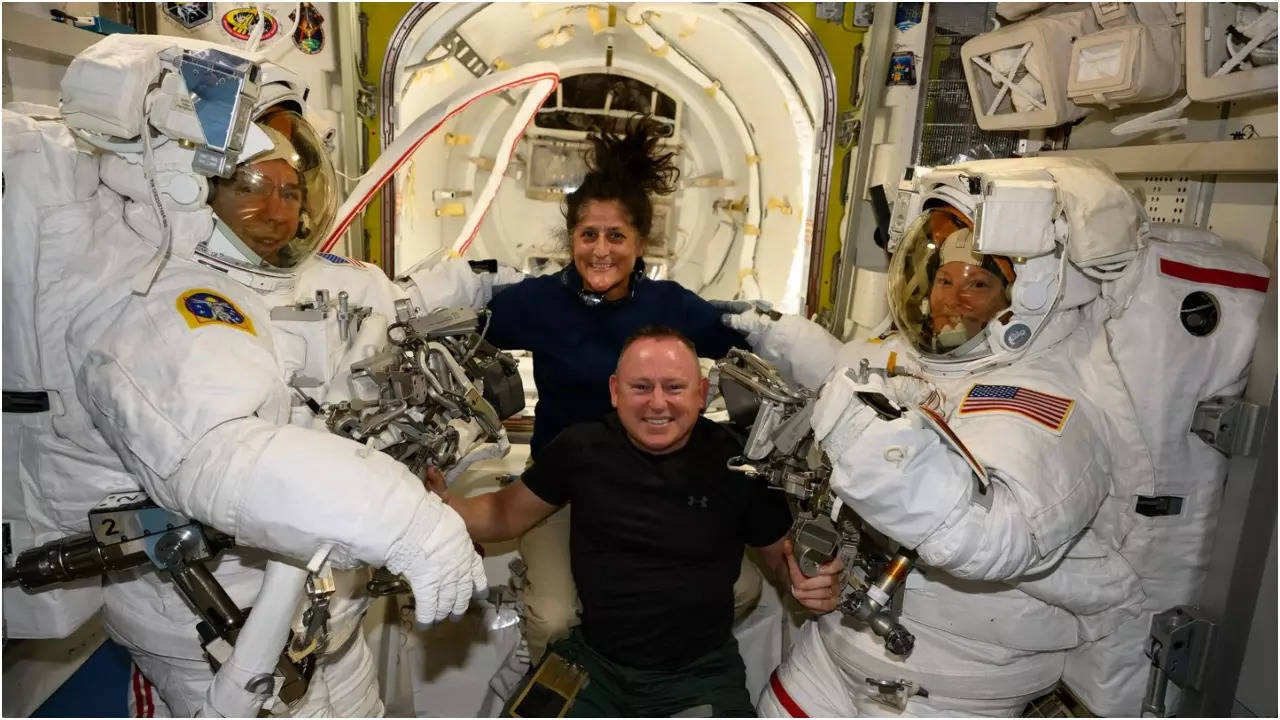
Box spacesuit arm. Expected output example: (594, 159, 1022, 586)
(817, 376, 1106, 581)
(76, 291, 485, 622)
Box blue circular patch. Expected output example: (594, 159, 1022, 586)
(1003, 323, 1032, 349)
(185, 292, 245, 325)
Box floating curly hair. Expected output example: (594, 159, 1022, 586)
(564, 115, 679, 247)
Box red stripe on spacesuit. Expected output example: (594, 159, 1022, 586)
(131, 665, 143, 717)
(769, 670, 809, 717)
(1159, 258, 1269, 292)
(131, 665, 154, 717)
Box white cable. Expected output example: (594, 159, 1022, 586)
(130, 100, 173, 296)
(319, 64, 559, 255)
(444, 435, 511, 485)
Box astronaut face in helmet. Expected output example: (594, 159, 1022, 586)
(928, 247, 1012, 350)
(888, 205, 1015, 358)
(209, 157, 303, 266)
(205, 109, 336, 271)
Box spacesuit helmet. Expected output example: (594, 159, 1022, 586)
(202, 107, 337, 275)
(886, 159, 1145, 376)
(57, 34, 337, 292)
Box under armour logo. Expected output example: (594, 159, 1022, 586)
(688, 495, 709, 508)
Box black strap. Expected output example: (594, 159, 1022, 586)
(1135, 495, 1184, 517)
(3, 391, 50, 413)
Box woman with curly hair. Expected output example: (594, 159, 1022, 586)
(481, 117, 762, 666)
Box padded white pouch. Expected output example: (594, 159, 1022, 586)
(962, 10, 1095, 129)
(1186, 2, 1279, 101)
(1068, 24, 1182, 108)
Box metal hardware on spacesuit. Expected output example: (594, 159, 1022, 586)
(863, 677, 929, 712)
(5, 493, 319, 705)
(714, 349, 916, 657)
(7, 493, 232, 591)
(839, 549, 918, 657)
(150, 47, 262, 179)
(287, 569, 336, 662)
(1190, 396, 1267, 457)
(325, 304, 523, 476)
(791, 516, 841, 577)
(1140, 606, 1216, 718)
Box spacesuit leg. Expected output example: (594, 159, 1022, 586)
(124, 652, 205, 718)
(756, 620, 857, 717)
(518, 505, 580, 664)
(284, 632, 384, 718)
(760, 617, 1050, 718)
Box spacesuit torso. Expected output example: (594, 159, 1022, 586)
(806, 313, 1143, 705)
(0, 108, 463, 717)
(76, 249, 414, 663)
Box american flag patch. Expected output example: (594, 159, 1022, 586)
(316, 252, 365, 268)
(958, 384, 1075, 434)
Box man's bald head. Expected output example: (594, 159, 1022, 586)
(610, 326, 707, 455)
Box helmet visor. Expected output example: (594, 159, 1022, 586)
(888, 205, 1014, 358)
(208, 109, 336, 270)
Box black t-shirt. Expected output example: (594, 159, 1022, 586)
(522, 413, 792, 669)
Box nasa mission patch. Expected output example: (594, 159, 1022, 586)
(176, 289, 257, 336)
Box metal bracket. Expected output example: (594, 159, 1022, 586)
(864, 677, 928, 712)
(1142, 606, 1216, 717)
(356, 81, 378, 121)
(835, 109, 859, 147)
(1191, 396, 1266, 457)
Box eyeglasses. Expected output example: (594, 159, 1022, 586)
(226, 169, 304, 208)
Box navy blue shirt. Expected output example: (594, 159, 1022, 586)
(485, 268, 747, 457)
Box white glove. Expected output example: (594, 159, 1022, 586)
(712, 302, 842, 390)
(811, 369, 886, 448)
(884, 375, 945, 413)
(491, 262, 525, 294)
(384, 496, 488, 625)
(398, 256, 526, 311)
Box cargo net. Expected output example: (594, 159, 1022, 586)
(917, 40, 1025, 166)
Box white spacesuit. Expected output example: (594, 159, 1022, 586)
(1, 34, 522, 717)
(739, 159, 1169, 716)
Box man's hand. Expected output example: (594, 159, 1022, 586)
(783, 538, 844, 614)
(423, 465, 448, 500)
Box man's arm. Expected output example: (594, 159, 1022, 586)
(759, 537, 843, 615)
(426, 468, 558, 543)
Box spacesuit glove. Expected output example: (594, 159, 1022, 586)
(885, 375, 945, 413)
(714, 306, 842, 390)
(810, 369, 890, 459)
(384, 494, 488, 625)
(400, 256, 525, 311)
(489, 262, 526, 295)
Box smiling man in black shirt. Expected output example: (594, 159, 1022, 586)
(429, 326, 842, 717)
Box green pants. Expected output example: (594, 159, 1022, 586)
(505, 628, 756, 717)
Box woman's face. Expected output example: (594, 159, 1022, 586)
(572, 199, 641, 301)
(928, 261, 1010, 347)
